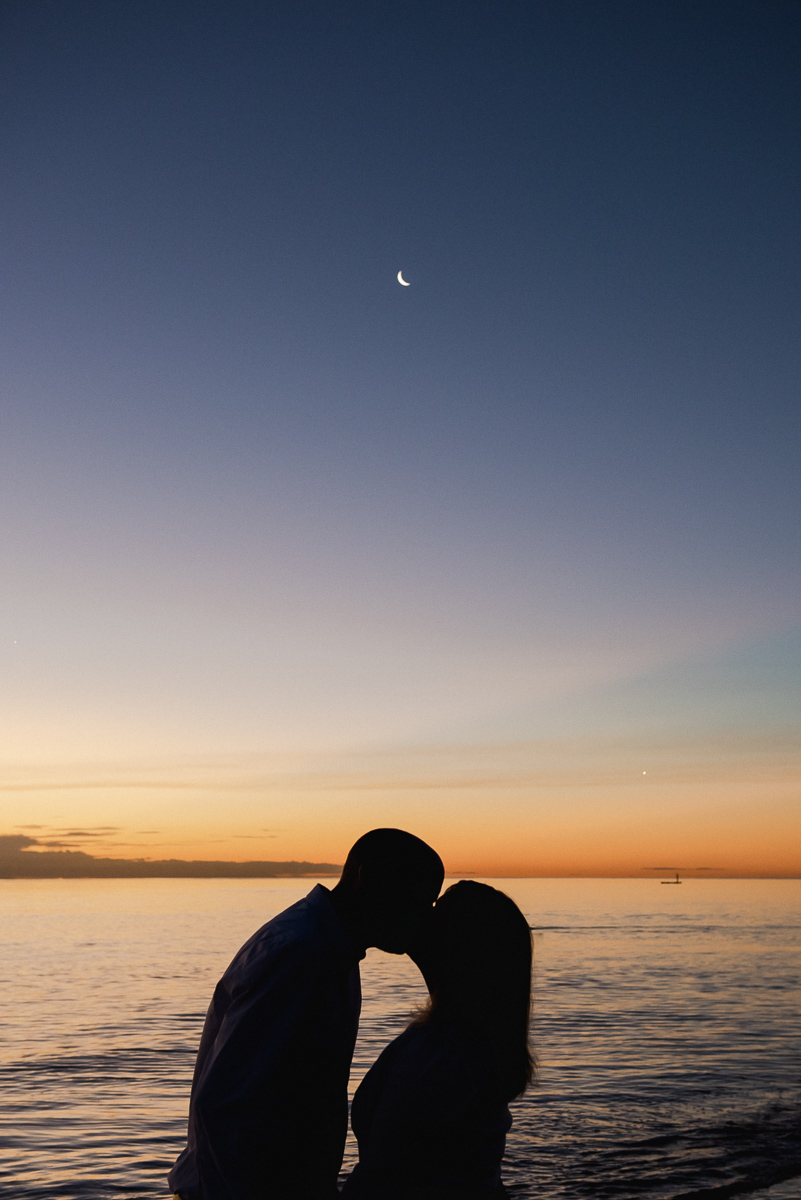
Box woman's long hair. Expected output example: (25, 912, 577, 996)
(412, 880, 535, 1101)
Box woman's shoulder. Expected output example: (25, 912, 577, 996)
(381, 1019, 466, 1060)
(405, 1017, 492, 1060)
(376, 1020, 495, 1100)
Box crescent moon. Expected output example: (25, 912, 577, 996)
(397, 270, 410, 286)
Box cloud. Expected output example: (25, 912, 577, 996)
(0, 835, 38, 852)
(4, 824, 132, 852)
(0, 834, 340, 877)
(52, 826, 121, 833)
(57, 830, 107, 838)
(0, 780, 216, 791)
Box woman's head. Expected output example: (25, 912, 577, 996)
(411, 880, 535, 1099)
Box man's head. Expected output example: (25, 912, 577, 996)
(331, 828, 444, 954)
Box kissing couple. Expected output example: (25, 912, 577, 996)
(169, 828, 534, 1199)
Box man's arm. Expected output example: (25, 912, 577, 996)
(191, 940, 340, 1200)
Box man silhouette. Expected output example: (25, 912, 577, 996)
(169, 828, 444, 1200)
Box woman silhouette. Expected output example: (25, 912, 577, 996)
(342, 880, 534, 1199)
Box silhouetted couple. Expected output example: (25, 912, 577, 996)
(169, 828, 534, 1199)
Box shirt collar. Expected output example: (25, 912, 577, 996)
(307, 883, 365, 966)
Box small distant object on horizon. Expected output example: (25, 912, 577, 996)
(397, 270, 410, 286)
(644, 866, 723, 885)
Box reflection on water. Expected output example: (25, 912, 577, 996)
(0, 878, 798, 1199)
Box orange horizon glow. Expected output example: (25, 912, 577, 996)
(3, 726, 799, 879)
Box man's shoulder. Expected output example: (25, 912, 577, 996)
(223, 886, 344, 986)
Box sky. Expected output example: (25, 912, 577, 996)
(1, 0, 799, 875)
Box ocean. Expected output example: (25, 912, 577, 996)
(0, 877, 798, 1199)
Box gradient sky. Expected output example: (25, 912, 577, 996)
(1, 1, 799, 874)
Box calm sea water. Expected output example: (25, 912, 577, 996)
(0, 878, 798, 1200)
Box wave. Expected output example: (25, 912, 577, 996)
(505, 1096, 801, 1199)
